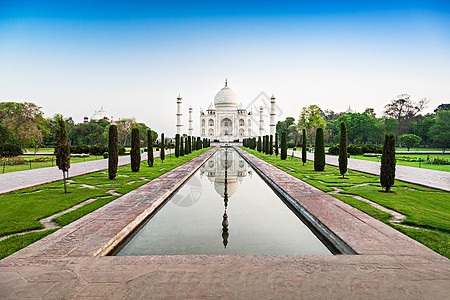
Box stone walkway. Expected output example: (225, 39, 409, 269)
(0, 150, 173, 195)
(287, 150, 450, 192)
(1, 147, 448, 299)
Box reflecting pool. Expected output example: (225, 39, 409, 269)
(115, 147, 332, 255)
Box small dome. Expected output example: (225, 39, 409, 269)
(238, 103, 245, 110)
(97, 106, 111, 120)
(214, 82, 238, 109)
(90, 111, 102, 121)
(345, 106, 354, 114)
(207, 103, 216, 110)
(214, 178, 239, 198)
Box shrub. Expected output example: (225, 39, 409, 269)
(314, 127, 325, 171)
(160, 133, 165, 162)
(118, 146, 126, 155)
(380, 133, 396, 192)
(347, 144, 362, 155)
(108, 125, 118, 179)
(55, 117, 70, 193)
(130, 128, 140, 172)
(148, 129, 154, 167)
(90, 144, 107, 156)
(274, 133, 279, 156)
(302, 129, 307, 165)
(339, 121, 348, 178)
(361, 144, 378, 154)
(281, 132, 287, 160)
(328, 144, 339, 155)
(0, 144, 23, 157)
(175, 134, 180, 158)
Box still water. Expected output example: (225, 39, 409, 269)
(116, 148, 332, 255)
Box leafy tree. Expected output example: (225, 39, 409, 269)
(399, 134, 421, 151)
(302, 129, 307, 166)
(337, 112, 383, 144)
(68, 120, 108, 146)
(298, 105, 326, 147)
(430, 110, 450, 153)
(0, 102, 45, 151)
(384, 94, 428, 135)
(148, 129, 154, 166)
(413, 114, 435, 146)
(160, 133, 165, 162)
(108, 125, 118, 180)
(130, 128, 140, 172)
(380, 133, 396, 192)
(280, 132, 287, 160)
(338, 122, 348, 178)
(180, 136, 185, 156)
(274, 132, 279, 156)
(175, 134, 180, 158)
(55, 117, 70, 193)
(276, 117, 295, 137)
(314, 127, 325, 171)
(434, 103, 450, 113)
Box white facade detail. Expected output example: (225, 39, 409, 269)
(200, 80, 253, 141)
(176, 94, 183, 135)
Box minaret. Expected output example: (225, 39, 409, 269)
(270, 94, 276, 136)
(189, 106, 194, 136)
(259, 106, 264, 137)
(176, 94, 183, 135)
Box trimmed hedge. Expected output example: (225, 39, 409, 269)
(0, 144, 23, 157)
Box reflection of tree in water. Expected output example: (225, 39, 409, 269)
(200, 147, 252, 249)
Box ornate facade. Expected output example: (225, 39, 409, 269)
(200, 80, 253, 141)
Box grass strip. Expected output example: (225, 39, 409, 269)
(0, 148, 212, 259)
(241, 147, 450, 258)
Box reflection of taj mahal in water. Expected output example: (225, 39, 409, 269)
(199, 147, 252, 198)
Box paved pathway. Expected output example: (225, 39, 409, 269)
(0, 150, 172, 195)
(1, 147, 448, 299)
(287, 150, 450, 192)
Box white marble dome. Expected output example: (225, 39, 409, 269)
(97, 106, 111, 120)
(214, 84, 238, 109)
(90, 111, 102, 121)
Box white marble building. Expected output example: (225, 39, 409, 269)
(199, 80, 254, 141)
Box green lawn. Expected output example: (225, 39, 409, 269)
(0, 148, 212, 259)
(1, 155, 114, 174)
(242, 147, 450, 258)
(345, 153, 449, 172)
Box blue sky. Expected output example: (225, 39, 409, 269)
(1, 1, 449, 136)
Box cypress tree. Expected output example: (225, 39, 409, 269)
(180, 136, 185, 156)
(269, 135, 273, 155)
(380, 133, 396, 192)
(131, 128, 140, 172)
(148, 129, 154, 166)
(187, 136, 191, 154)
(302, 129, 307, 166)
(55, 117, 70, 193)
(160, 133, 165, 162)
(274, 132, 279, 156)
(314, 127, 325, 171)
(262, 136, 266, 153)
(185, 136, 189, 154)
(339, 122, 348, 178)
(257, 136, 262, 152)
(280, 132, 287, 160)
(108, 125, 118, 180)
(175, 134, 180, 158)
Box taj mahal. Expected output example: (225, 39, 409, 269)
(176, 79, 277, 141)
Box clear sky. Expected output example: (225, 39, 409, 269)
(1, 0, 449, 137)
